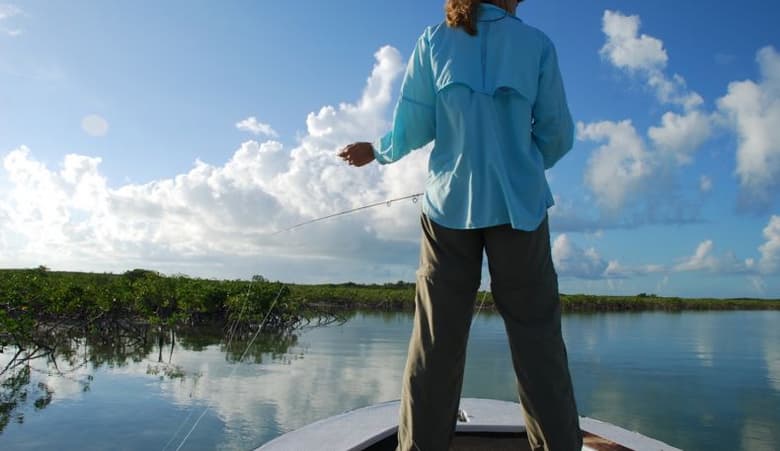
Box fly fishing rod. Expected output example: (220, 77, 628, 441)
(271, 192, 424, 235)
(166, 192, 424, 450)
(272, 190, 491, 316)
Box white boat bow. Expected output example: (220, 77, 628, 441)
(256, 398, 681, 451)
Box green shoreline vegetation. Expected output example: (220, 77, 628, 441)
(2, 267, 778, 337)
(1, 267, 778, 432)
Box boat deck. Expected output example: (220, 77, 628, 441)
(366, 431, 631, 451)
(256, 398, 681, 451)
(365, 431, 530, 450)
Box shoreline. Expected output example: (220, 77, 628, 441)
(286, 283, 780, 312)
(2, 268, 779, 320)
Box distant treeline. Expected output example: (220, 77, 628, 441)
(284, 281, 780, 312)
(2, 267, 779, 346)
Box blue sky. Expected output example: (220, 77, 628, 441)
(1, 0, 779, 298)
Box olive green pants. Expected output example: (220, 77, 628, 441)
(397, 215, 582, 451)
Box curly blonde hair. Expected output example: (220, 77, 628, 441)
(445, 0, 481, 36)
(445, 1, 522, 36)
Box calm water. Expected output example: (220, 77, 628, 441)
(1, 311, 779, 451)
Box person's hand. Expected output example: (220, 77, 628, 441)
(338, 142, 376, 167)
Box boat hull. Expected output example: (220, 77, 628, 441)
(256, 398, 680, 451)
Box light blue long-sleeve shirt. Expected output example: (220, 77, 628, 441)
(373, 3, 573, 231)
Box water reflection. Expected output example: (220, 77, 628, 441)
(763, 312, 780, 393)
(740, 416, 779, 451)
(0, 366, 53, 433)
(0, 312, 409, 450)
(691, 313, 715, 368)
(1, 311, 779, 451)
(150, 312, 410, 450)
(0, 322, 302, 440)
(562, 311, 780, 451)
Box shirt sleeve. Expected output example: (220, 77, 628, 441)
(373, 31, 436, 165)
(531, 38, 574, 170)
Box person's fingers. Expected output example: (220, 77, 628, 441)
(338, 143, 373, 166)
(338, 143, 355, 156)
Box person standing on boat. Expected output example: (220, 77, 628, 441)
(339, 0, 580, 449)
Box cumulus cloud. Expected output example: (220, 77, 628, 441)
(2, 147, 109, 259)
(647, 73, 704, 111)
(600, 10, 703, 111)
(548, 213, 778, 283)
(0, 46, 426, 280)
(758, 215, 780, 274)
(648, 111, 712, 165)
(717, 46, 780, 210)
(580, 10, 713, 214)
(551, 234, 608, 279)
(600, 10, 666, 72)
(235, 117, 278, 138)
(551, 222, 776, 281)
(81, 114, 109, 137)
(603, 260, 664, 279)
(674, 240, 754, 274)
(553, 234, 664, 280)
(674, 240, 719, 272)
(661, 218, 780, 278)
(578, 120, 653, 211)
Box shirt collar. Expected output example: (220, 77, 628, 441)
(478, 3, 519, 22)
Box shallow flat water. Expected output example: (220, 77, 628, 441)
(1, 311, 779, 450)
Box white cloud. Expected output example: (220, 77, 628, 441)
(578, 120, 652, 211)
(674, 240, 754, 274)
(235, 117, 279, 138)
(551, 234, 608, 279)
(647, 73, 704, 111)
(717, 46, 780, 209)
(580, 10, 713, 213)
(654, 218, 780, 278)
(303, 45, 402, 149)
(600, 10, 667, 72)
(699, 175, 713, 193)
(600, 10, 703, 111)
(81, 114, 109, 137)
(674, 240, 718, 272)
(2, 147, 109, 258)
(648, 111, 712, 165)
(758, 215, 780, 274)
(0, 46, 423, 279)
(604, 260, 664, 278)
